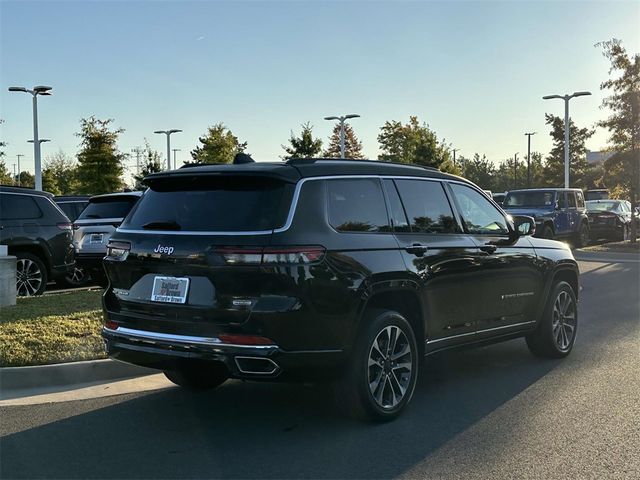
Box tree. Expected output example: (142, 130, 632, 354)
(133, 140, 163, 189)
(17, 171, 35, 188)
(282, 122, 323, 159)
(0, 119, 6, 161)
(0, 160, 11, 185)
(542, 114, 594, 188)
(323, 123, 364, 159)
(459, 153, 496, 190)
(190, 123, 247, 164)
(75, 117, 125, 194)
(596, 38, 639, 241)
(377, 116, 451, 171)
(43, 150, 78, 195)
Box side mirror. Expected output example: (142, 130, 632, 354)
(513, 215, 535, 237)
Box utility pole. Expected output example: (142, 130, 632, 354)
(16, 154, 24, 186)
(452, 148, 459, 167)
(514, 153, 519, 189)
(172, 148, 181, 169)
(12, 164, 16, 185)
(131, 147, 143, 177)
(524, 132, 536, 188)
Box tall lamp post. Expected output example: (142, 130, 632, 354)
(172, 148, 181, 169)
(27, 139, 51, 189)
(154, 129, 182, 170)
(524, 132, 537, 188)
(514, 153, 519, 189)
(323, 114, 360, 158)
(8, 85, 52, 191)
(16, 154, 24, 186)
(542, 91, 591, 188)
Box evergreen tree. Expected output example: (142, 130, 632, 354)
(282, 122, 323, 159)
(459, 153, 496, 190)
(43, 150, 78, 195)
(0, 160, 12, 185)
(323, 123, 364, 159)
(190, 123, 247, 164)
(542, 114, 594, 188)
(75, 117, 125, 194)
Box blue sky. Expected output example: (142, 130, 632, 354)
(1, 0, 638, 183)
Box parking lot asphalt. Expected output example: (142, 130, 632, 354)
(1, 257, 638, 479)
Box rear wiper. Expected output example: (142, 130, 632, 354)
(142, 221, 182, 231)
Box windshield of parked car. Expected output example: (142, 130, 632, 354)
(122, 176, 294, 232)
(504, 191, 555, 208)
(78, 197, 139, 220)
(586, 201, 621, 212)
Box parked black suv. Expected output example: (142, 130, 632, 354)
(0, 186, 74, 295)
(102, 159, 580, 421)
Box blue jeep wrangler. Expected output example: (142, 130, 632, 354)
(502, 188, 589, 247)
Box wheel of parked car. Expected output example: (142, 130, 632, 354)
(541, 224, 554, 240)
(15, 252, 48, 297)
(163, 361, 229, 391)
(59, 266, 91, 288)
(336, 309, 419, 422)
(574, 222, 589, 248)
(526, 281, 577, 358)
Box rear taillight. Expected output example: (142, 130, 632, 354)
(57, 222, 73, 230)
(215, 246, 326, 265)
(106, 241, 131, 261)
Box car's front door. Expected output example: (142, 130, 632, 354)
(446, 183, 543, 337)
(554, 191, 571, 236)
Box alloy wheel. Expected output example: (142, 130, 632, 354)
(66, 266, 88, 285)
(16, 258, 43, 296)
(368, 325, 413, 409)
(552, 290, 576, 351)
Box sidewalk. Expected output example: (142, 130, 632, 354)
(573, 249, 640, 263)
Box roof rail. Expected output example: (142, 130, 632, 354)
(285, 157, 439, 171)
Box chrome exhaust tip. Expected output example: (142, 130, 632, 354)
(234, 356, 279, 375)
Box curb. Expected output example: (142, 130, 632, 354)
(574, 250, 640, 263)
(0, 359, 156, 392)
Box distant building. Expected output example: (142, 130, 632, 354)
(586, 151, 615, 165)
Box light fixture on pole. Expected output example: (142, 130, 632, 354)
(172, 148, 181, 169)
(542, 91, 591, 188)
(16, 154, 24, 187)
(324, 114, 360, 158)
(154, 129, 182, 170)
(524, 132, 537, 188)
(8, 85, 52, 191)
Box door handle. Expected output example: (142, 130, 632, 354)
(405, 243, 428, 256)
(479, 243, 497, 254)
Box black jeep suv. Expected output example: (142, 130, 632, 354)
(102, 158, 580, 421)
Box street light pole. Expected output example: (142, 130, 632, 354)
(543, 91, 591, 188)
(324, 114, 360, 158)
(524, 132, 536, 188)
(172, 149, 181, 169)
(16, 154, 24, 187)
(514, 153, 519, 189)
(8, 86, 52, 191)
(452, 148, 459, 167)
(27, 139, 51, 189)
(154, 129, 182, 170)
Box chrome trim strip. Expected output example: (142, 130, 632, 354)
(234, 356, 279, 375)
(115, 174, 480, 237)
(103, 326, 279, 350)
(426, 320, 536, 344)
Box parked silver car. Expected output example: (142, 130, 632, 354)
(68, 192, 142, 286)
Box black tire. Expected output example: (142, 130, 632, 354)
(526, 281, 577, 359)
(58, 266, 91, 288)
(335, 309, 419, 422)
(163, 361, 229, 391)
(15, 252, 48, 296)
(574, 222, 589, 248)
(540, 224, 554, 240)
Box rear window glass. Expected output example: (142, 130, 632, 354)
(122, 176, 292, 232)
(327, 178, 390, 232)
(504, 191, 555, 208)
(79, 197, 138, 220)
(0, 194, 42, 220)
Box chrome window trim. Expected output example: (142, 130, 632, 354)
(115, 174, 480, 236)
(103, 326, 280, 350)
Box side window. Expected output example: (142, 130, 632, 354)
(576, 191, 585, 208)
(0, 194, 42, 220)
(557, 192, 566, 209)
(568, 192, 577, 208)
(394, 179, 459, 234)
(58, 203, 76, 220)
(382, 179, 410, 232)
(327, 178, 390, 232)
(449, 183, 509, 235)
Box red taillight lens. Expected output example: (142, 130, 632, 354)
(215, 246, 325, 265)
(218, 334, 274, 346)
(104, 320, 118, 330)
(106, 241, 131, 260)
(57, 222, 73, 230)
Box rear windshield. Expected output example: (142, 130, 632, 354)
(122, 176, 293, 232)
(504, 191, 555, 208)
(586, 201, 620, 212)
(79, 197, 139, 220)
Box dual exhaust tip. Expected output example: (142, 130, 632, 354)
(234, 356, 279, 375)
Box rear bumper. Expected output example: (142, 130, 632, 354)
(102, 326, 344, 381)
